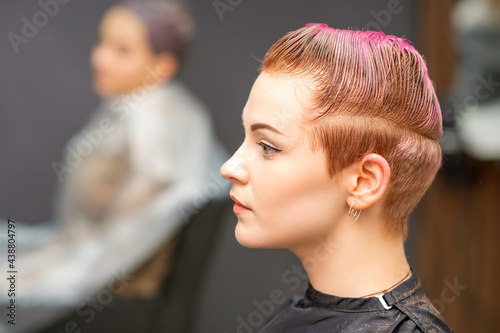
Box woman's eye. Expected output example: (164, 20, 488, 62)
(257, 142, 281, 155)
(117, 47, 130, 55)
(116, 45, 131, 56)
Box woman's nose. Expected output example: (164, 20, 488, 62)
(220, 146, 250, 185)
(91, 43, 111, 71)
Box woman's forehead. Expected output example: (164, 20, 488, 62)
(241, 75, 302, 133)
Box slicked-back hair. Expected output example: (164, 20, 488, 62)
(262, 24, 442, 238)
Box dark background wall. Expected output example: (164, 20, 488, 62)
(0, 1, 418, 332)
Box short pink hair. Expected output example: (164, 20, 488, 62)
(262, 24, 442, 238)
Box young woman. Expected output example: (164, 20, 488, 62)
(221, 24, 453, 332)
(0, 1, 227, 331)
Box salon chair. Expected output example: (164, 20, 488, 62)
(39, 197, 231, 333)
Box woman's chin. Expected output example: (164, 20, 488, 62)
(92, 83, 111, 97)
(234, 223, 283, 249)
(235, 223, 264, 248)
(92, 81, 122, 98)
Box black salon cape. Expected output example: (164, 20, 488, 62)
(257, 271, 453, 332)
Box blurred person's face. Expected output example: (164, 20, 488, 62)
(220, 73, 347, 251)
(91, 6, 167, 97)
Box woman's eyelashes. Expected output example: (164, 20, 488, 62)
(257, 141, 282, 156)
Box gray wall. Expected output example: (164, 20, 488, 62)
(0, 1, 418, 332)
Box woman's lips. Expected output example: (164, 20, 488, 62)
(230, 195, 251, 215)
(93, 70, 108, 84)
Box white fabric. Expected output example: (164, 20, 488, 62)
(0, 81, 229, 332)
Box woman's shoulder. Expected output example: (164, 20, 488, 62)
(393, 287, 454, 333)
(257, 277, 454, 333)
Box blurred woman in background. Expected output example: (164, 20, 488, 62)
(0, 1, 227, 331)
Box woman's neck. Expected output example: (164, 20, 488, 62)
(293, 217, 410, 298)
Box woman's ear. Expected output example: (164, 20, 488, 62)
(345, 153, 391, 210)
(153, 52, 179, 83)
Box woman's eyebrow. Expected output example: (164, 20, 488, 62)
(250, 123, 285, 136)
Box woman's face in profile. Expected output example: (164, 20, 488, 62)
(221, 73, 347, 251)
(91, 6, 158, 97)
